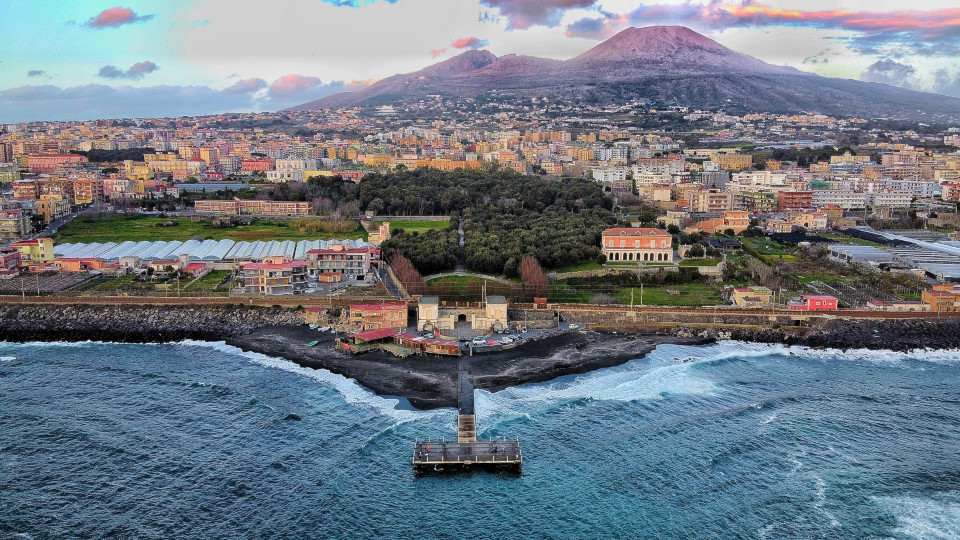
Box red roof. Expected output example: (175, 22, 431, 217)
(351, 328, 398, 342)
(243, 260, 308, 270)
(602, 227, 672, 237)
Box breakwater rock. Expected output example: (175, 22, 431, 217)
(723, 317, 960, 352)
(0, 304, 304, 343)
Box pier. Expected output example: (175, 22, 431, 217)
(412, 370, 522, 471)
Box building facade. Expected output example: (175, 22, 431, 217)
(601, 227, 673, 262)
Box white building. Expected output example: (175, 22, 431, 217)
(813, 190, 868, 209)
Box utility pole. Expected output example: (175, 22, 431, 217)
(36, 273, 40, 296)
(640, 282, 644, 306)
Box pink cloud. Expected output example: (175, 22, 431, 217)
(430, 48, 447, 57)
(452, 37, 489, 49)
(268, 74, 322, 97)
(86, 6, 154, 28)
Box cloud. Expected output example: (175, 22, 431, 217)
(480, 0, 597, 30)
(429, 48, 447, 57)
(861, 59, 917, 86)
(27, 70, 47, 78)
(565, 16, 611, 39)
(268, 74, 323, 97)
(0, 78, 368, 122)
(223, 78, 268, 95)
(98, 61, 159, 80)
(563, 2, 960, 57)
(933, 69, 960, 98)
(452, 37, 489, 49)
(86, 6, 155, 28)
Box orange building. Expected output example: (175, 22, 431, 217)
(778, 191, 814, 212)
(691, 211, 750, 234)
(56, 258, 108, 272)
(923, 285, 960, 312)
(601, 227, 673, 262)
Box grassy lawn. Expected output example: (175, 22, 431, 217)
(55, 215, 367, 243)
(183, 270, 231, 291)
(741, 237, 790, 256)
(548, 282, 593, 304)
(89, 274, 153, 293)
(614, 283, 723, 306)
(426, 275, 519, 300)
(380, 220, 451, 234)
(679, 259, 723, 267)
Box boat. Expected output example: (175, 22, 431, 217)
(318, 326, 330, 332)
(309, 324, 319, 330)
(306, 340, 319, 347)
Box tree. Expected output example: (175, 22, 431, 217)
(724, 228, 736, 236)
(389, 253, 426, 296)
(519, 255, 550, 301)
(667, 224, 681, 235)
(687, 244, 705, 258)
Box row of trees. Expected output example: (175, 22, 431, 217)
(389, 253, 426, 296)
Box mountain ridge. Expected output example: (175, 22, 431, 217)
(287, 26, 960, 118)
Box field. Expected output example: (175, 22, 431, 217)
(613, 283, 723, 306)
(55, 215, 368, 243)
(425, 275, 520, 301)
(183, 270, 232, 291)
(380, 220, 451, 234)
(548, 281, 723, 306)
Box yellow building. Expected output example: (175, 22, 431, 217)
(36, 194, 70, 224)
(10, 238, 54, 263)
(713, 154, 753, 171)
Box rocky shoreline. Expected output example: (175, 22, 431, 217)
(3, 303, 959, 410)
(0, 304, 302, 343)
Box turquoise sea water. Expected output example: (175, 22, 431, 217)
(1, 340, 959, 539)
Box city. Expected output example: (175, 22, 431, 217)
(2, 1, 960, 538)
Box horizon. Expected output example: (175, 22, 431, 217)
(2, 1, 960, 123)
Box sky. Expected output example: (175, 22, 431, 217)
(1, 0, 959, 123)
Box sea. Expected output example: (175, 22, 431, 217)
(1, 340, 959, 539)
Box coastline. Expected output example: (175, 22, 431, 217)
(4, 303, 960, 410)
(225, 325, 711, 410)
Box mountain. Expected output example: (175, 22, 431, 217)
(287, 26, 960, 118)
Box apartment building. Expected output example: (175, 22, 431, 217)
(194, 199, 313, 216)
(777, 191, 813, 212)
(348, 302, 407, 331)
(691, 190, 733, 213)
(27, 154, 87, 173)
(304, 244, 378, 279)
(242, 256, 308, 295)
(813, 190, 868, 209)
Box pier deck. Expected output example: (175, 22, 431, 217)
(413, 440, 522, 467)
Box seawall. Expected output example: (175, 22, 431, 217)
(0, 304, 304, 343)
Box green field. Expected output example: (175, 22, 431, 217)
(55, 215, 368, 243)
(614, 283, 723, 306)
(425, 275, 519, 300)
(379, 220, 451, 234)
(741, 237, 790, 256)
(183, 270, 232, 291)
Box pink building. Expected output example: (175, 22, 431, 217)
(27, 154, 87, 173)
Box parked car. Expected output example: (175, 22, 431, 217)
(472, 336, 486, 345)
(487, 340, 499, 346)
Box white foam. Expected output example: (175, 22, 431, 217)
(474, 351, 719, 425)
(177, 340, 451, 424)
(0, 356, 15, 362)
(873, 492, 960, 540)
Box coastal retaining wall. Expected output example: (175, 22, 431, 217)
(0, 303, 304, 343)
